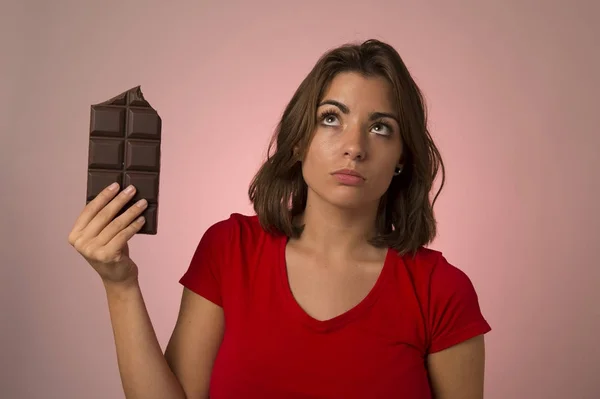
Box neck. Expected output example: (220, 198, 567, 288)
(293, 190, 380, 259)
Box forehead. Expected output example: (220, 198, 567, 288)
(320, 71, 397, 111)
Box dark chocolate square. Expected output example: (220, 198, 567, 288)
(88, 138, 124, 170)
(90, 107, 126, 137)
(125, 141, 160, 172)
(128, 109, 161, 139)
(87, 171, 123, 202)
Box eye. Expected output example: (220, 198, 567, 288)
(371, 122, 392, 136)
(319, 110, 341, 126)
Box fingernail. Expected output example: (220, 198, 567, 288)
(108, 182, 119, 191)
(124, 185, 135, 194)
(136, 199, 147, 208)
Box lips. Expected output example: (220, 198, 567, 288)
(331, 168, 365, 180)
(331, 168, 366, 186)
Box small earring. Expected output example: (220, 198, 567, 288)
(394, 166, 403, 176)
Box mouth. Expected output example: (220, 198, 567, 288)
(331, 168, 366, 185)
(332, 168, 365, 178)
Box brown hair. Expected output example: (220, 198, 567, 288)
(248, 39, 445, 256)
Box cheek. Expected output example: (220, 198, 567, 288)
(373, 169, 395, 191)
(370, 145, 402, 186)
(302, 132, 336, 171)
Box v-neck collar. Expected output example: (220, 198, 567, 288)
(276, 235, 394, 334)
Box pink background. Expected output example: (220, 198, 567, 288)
(2, 1, 599, 398)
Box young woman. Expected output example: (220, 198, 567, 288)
(68, 39, 491, 398)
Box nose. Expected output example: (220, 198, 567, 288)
(343, 125, 367, 161)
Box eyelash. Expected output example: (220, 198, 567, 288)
(318, 109, 393, 135)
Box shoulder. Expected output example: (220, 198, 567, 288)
(181, 213, 276, 305)
(196, 212, 278, 259)
(398, 247, 491, 353)
(400, 246, 477, 296)
(200, 212, 271, 244)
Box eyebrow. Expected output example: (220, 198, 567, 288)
(318, 100, 400, 124)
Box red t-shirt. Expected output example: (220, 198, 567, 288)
(179, 213, 491, 398)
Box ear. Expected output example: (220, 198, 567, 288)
(394, 156, 404, 175)
(397, 152, 405, 169)
(293, 145, 301, 161)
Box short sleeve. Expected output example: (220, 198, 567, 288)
(427, 255, 492, 354)
(178, 218, 233, 307)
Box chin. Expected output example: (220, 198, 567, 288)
(319, 189, 381, 210)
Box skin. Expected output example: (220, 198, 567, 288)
(67, 71, 485, 399)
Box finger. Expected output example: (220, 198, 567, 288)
(82, 185, 137, 239)
(70, 182, 120, 235)
(104, 215, 146, 253)
(96, 198, 148, 246)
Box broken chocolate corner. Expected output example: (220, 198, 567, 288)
(86, 86, 162, 235)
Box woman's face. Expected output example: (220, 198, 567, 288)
(301, 71, 403, 210)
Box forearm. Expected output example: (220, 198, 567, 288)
(104, 280, 186, 399)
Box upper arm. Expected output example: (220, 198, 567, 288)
(424, 254, 492, 398)
(164, 218, 234, 397)
(165, 287, 224, 399)
(427, 334, 486, 399)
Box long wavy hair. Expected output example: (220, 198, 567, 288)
(248, 39, 445, 256)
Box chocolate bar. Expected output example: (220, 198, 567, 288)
(86, 86, 161, 235)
